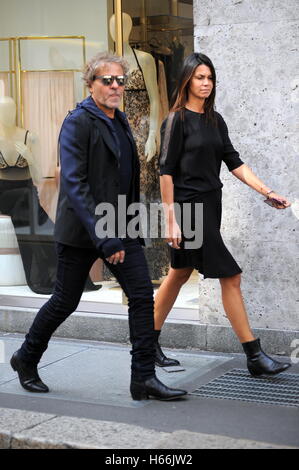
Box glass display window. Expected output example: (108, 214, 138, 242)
(111, 1, 196, 306)
(0, 1, 117, 298)
(0, 0, 197, 315)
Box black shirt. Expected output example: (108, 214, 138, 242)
(159, 108, 244, 201)
(110, 115, 133, 198)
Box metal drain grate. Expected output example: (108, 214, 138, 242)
(190, 369, 299, 407)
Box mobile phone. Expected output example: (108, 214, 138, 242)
(264, 198, 286, 207)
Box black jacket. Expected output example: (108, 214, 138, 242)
(54, 96, 142, 257)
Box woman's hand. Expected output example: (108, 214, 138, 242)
(267, 192, 292, 209)
(165, 219, 182, 249)
(231, 165, 291, 210)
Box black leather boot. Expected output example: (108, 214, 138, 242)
(155, 342, 181, 367)
(154, 330, 181, 367)
(10, 350, 49, 393)
(242, 338, 291, 377)
(130, 375, 187, 401)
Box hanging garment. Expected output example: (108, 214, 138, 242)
(123, 49, 169, 280)
(124, 49, 160, 201)
(22, 71, 75, 177)
(157, 60, 169, 130)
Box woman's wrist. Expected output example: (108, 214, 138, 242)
(260, 186, 274, 198)
(165, 215, 176, 225)
(265, 189, 275, 199)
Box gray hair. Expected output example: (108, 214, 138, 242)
(82, 51, 129, 87)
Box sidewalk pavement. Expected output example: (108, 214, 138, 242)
(0, 332, 298, 449)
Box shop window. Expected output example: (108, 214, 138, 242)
(0, 0, 197, 312)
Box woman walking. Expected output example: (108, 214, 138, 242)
(154, 52, 291, 376)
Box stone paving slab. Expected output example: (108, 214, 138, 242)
(152, 430, 298, 450)
(1, 408, 297, 449)
(0, 335, 231, 409)
(9, 414, 168, 449)
(0, 407, 55, 432)
(1, 334, 298, 449)
(0, 336, 89, 385)
(0, 408, 56, 449)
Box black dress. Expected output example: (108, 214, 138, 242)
(159, 108, 244, 279)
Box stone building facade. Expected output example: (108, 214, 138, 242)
(193, 0, 299, 346)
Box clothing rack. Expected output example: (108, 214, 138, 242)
(17, 36, 86, 127)
(0, 36, 86, 126)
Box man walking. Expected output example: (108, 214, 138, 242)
(10, 52, 187, 401)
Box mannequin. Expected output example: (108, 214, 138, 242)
(109, 13, 169, 281)
(0, 96, 44, 230)
(109, 13, 160, 163)
(0, 96, 57, 293)
(0, 97, 41, 185)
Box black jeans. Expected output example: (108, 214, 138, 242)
(19, 238, 155, 380)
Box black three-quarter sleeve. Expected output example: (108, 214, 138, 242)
(159, 112, 184, 176)
(217, 113, 244, 171)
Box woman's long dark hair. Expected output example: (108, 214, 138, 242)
(170, 52, 217, 124)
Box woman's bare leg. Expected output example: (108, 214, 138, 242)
(219, 273, 255, 343)
(219, 273, 291, 375)
(154, 267, 194, 330)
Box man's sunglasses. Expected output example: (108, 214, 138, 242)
(93, 75, 127, 86)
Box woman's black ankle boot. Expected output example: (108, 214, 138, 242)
(154, 330, 181, 367)
(242, 338, 291, 377)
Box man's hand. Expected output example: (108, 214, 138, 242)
(106, 250, 125, 264)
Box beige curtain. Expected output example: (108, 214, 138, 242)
(22, 71, 75, 221)
(22, 71, 75, 177)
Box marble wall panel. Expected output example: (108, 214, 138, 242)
(193, 0, 299, 332)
